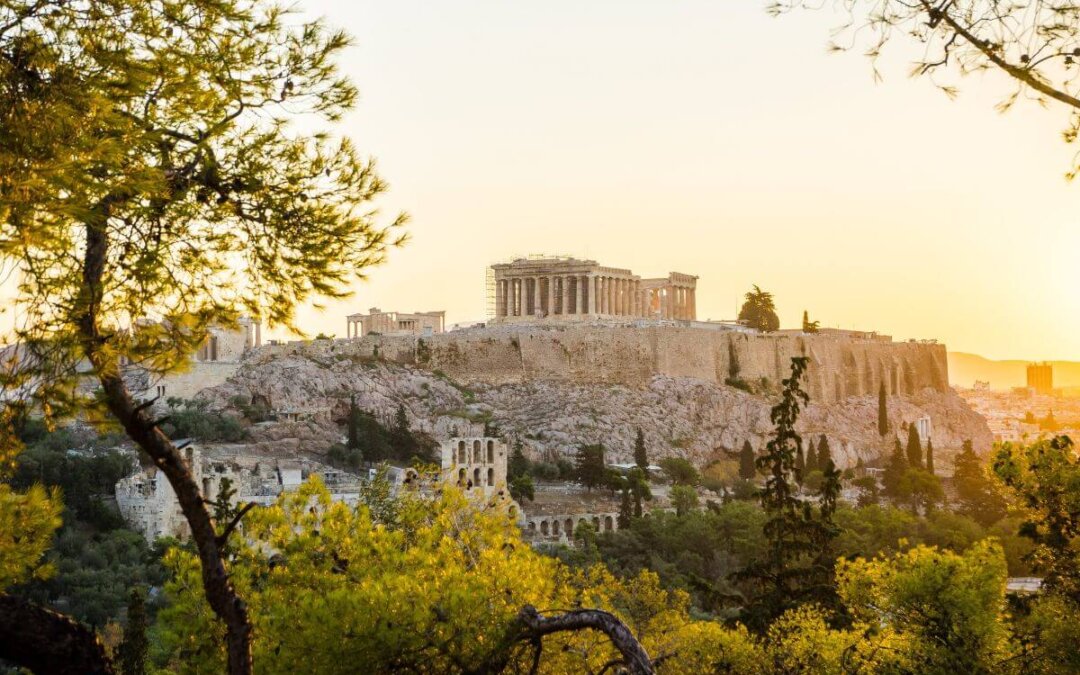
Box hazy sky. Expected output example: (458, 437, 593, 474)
(281, 2, 1078, 359)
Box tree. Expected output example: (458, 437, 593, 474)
(671, 485, 700, 517)
(659, 457, 700, 486)
(737, 356, 839, 631)
(509, 474, 535, 503)
(575, 444, 607, 492)
(906, 424, 924, 470)
(508, 440, 530, 480)
(618, 486, 633, 528)
(628, 467, 652, 518)
(774, 1, 1080, 180)
(794, 441, 806, 486)
(926, 438, 935, 475)
(801, 310, 820, 333)
(878, 381, 888, 437)
(634, 429, 649, 471)
(806, 437, 817, 472)
(953, 440, 1007, 526)
(817, 435, 831, 471)
(739, 440, 756, 480)
(993, 436, 1080, 599)
(118, 587, 148, 675)
(153, 478, 712, 675)
(737, 285, 780, 332)
(0, 0, 413, 668)
(347, 395, 361, 451)
(882, 437, 908, 499)
(898, 468, 944, 514)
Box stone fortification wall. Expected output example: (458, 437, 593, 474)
(251, 325, 947, 405)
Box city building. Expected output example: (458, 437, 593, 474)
(1027, 362, 1054, 395)
(346, 307, 445, 338)
(489, 256, 697, 322)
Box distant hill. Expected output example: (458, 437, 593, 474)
(948, 352, 1080, 389)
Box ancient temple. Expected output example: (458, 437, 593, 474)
(489, 257, 697, 322)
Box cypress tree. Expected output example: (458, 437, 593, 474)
(882, 437, 907, 498)
(806, 437, 817, 471)
(347, 394, 360, 450)
(906, 424, 923, 469)
(119, 586, 148, 675)
(795, 441, 806, 485)
(633, 428, 648, 470)
(877, 381, 888, 436)
(818, 434, 831, 471)
(926, 438, 935, 475)
(575, 443, 606, 492)
(739, 440, 756, 480)
(618, 486, 632, 529)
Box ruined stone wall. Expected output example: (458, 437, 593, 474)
(252, 325, 948, 405)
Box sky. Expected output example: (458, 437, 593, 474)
(222, 2, 1080, 359)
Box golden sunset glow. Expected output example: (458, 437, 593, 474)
(274, 0, 1080, 362)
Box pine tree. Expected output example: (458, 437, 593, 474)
(906, 424, 924, 469)
(508, 440, 530, 480)
(633, 428, 648, 470)
(736, 357, 840, 630)
(877, 381, 888, 436)
(926, 438, 935, 475)
(806, 437, 817, 472)
(119, 586, 148, 675)
(795, 441, 806, 485)
(574, 444, 606, 492)
(739, 440, 756, 480)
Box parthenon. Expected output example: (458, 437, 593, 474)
(490, 257, 697, 321)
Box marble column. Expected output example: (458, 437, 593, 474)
(532, 277, 541, 317)
(606, 277, 614, 315)
(688, 287, 696, 320)
(576, 276, 585, 315)
(561, 276, 571, 315)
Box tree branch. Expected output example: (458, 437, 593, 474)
(215, 501, 258, 548)
(517, 605, 654, 675)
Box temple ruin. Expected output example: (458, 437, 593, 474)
(490, 257, 697, 322)
(346, 307, 446, 338)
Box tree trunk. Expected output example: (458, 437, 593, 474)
(0, 594, 114, 675)
(77, 214, 253, 674)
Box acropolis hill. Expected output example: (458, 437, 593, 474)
(198, 322, 989, 470)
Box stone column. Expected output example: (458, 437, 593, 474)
(561, 276, 571, 315)
(532, 276, 541, 317)
(688, 287, 696, 320)
(606, 277, 614, 315)
(546, 276, 554, 316)
(513, 278, 521, 316)
(620, 279, 628, 315)
(576, 276, 585, 315)
(495, 279, 504, 317)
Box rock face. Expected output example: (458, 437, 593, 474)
(199, 326, 990, 469)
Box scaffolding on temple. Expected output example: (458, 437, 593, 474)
(485, 254, 576, 319)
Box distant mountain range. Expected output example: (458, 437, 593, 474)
(948, 352, 1080, 389)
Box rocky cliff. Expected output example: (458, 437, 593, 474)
(199, 326, 990, 470)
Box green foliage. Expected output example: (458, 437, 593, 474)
(659, 457, 700, 486)
(633, 428, 648, 470)
(508, 440, 530, 480)
(817, 435, 832, 471)
(993, 436, 1080, 600)
(161, 399, 246, 443)
(954, 440, 1008, 526)
(801, 309, 820, 333)
(671, 485, 700, 517)
(737, 285, 780, 332)
(738, 356, 840, 631)
(119, 586, 148, 675)
(574, 444, 607, 492)
(882, 436, 907, 499)
(897, 468, 943, 514)
(906, 424, 924, 469)
(926, 438, 936, 475)
(738, 440, 756, 480)
(878, 380, 889, 437)
(341, 401, 436, 466)
(509, 474, 535, 503)
(0, 0, 405, 421)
